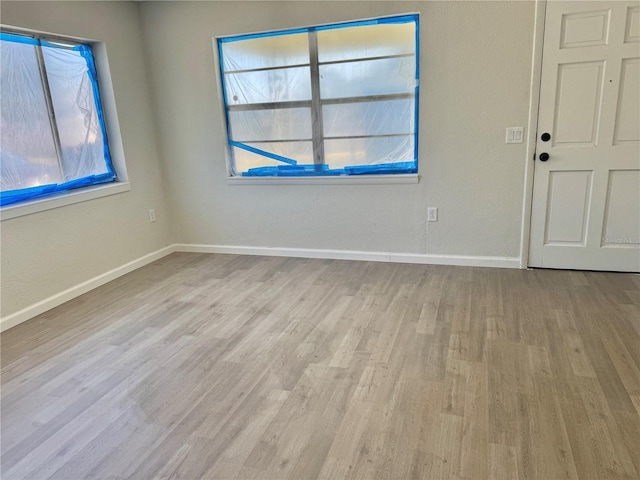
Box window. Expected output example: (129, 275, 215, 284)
(0, 30, 115, 206)
(217, 14, 419, 178)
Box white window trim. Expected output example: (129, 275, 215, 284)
(0, 181, 130, 220)
(0, 25, 129, 219)
(227, 174, 418, 185)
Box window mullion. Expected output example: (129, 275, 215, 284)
(308, 31, 324, 165)
(35, 44, 65, 182)
(228, 100, 311, 111)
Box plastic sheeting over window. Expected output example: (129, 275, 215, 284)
(0, 32, 115, 206)
(217, 14, 419, 177)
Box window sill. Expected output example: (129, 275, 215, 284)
(1, 182, 131, 221)
(226, 174, 419, 186)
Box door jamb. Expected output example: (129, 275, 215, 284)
(518, 0, 547, 269)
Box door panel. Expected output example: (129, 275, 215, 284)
(602, 170, 640, 246)
(553, 61, 604, 146)
(560, 9, 610, 48)
(529, 1, 640, 272)
(625, 6, 640, 42)
(614, 57, 640, 143)
(545, 171, 593, 244)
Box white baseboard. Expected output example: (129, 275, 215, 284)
(1, 243, 519, 333)
(0, 245, 176, 332)
(388, 252, 521, 269)
(175, 244, 520, 269)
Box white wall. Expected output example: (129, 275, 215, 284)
(139, 1, 535, 257)
(0, 1, 173, 318)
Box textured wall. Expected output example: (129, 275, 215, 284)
(139, 1, 535, 257)
(1, 1, 172, 317)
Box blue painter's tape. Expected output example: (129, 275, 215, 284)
(377, 15, 418, 25)
(413, 14, 420, 166)
(0, 32, 39, 46)
(219, 27, 309, 44)
(241, 161, 416, 177)
(314, 14, 418, 32)
(344, 161, 417, 175)
(243, 165, 339, 177)
(76, 44, 116, 179)
(0, 173, 115, 207)
(2, 33, 91, 51)
(313, 20, 378, 32)
(0, 184, 57, 206)
(219, 14, 418, 40)
(230, 141, 298, 166)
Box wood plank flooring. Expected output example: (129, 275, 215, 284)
(1, 253, 639, 480)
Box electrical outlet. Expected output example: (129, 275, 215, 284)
(428, 207, 438, 222)
(148, 209, 156, 223)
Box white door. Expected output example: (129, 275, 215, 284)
(529, 1, 640, 272)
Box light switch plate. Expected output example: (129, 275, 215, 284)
(506, 127, 524, 144)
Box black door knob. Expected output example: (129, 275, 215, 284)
(539, 152, 550, 162)
(541, 132, 551, 142)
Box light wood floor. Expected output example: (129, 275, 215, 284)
(1, 253, 639, 480)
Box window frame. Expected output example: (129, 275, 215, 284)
(0, 26, 129, 216)
(215, 13, 420, 182)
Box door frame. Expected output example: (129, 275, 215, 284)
(519, 0, 547, 269)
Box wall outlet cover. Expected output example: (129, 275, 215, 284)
(506, 127, 524, 144)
